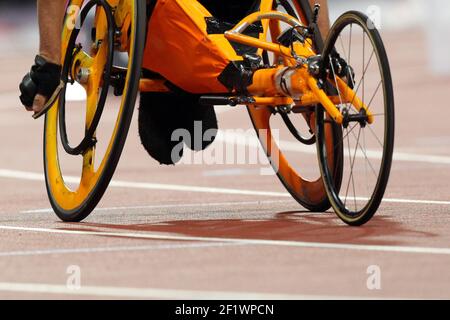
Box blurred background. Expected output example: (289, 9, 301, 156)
(1, 0, 450, 73)
(1, 0, 449, 74)
(0, 0, 450, 169)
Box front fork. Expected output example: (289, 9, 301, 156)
(246, 61, 373, 126)
(225, 10, 373, 127)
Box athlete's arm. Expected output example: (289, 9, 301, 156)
(33, 0, 66, 113)
(19, 0, 66, 115)
(38, 0, 66, 65)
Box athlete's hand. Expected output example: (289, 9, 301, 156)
(19, 55, 62, 118)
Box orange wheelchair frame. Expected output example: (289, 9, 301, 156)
(139, 0, 372, 124)
(43, 0, 394, 226)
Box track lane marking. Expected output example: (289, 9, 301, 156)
(21, 200, 293, 214)
(21, 196, 450, 214)
(0, 282, 386, 300)
(216, 131, 450, 165)
(1, 225, 450, 255)
(0, 169, 288, 197)
(0, 242, 240, 257)
(2, 169, 450, 207)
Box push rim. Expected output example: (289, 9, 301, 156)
(59, 0, 114, 156)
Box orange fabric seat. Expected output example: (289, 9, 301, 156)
(142, 0, 244, 93)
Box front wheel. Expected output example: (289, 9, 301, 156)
(316, 11, 395, 226)
(44, 0, 147, 222)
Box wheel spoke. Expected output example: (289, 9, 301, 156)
(350, 128, 379, 178)
(344, 128, 352, 207)
(363, 125, 369, 196)
(333, 122, 359, 152)
(349, 49, 375, 109)
(347, 24, 352, 68)
(367, 124, 384, 148)
(362, 32, 365, 112)
(346, 126, 361, 211)
(339, 34, 348, 60)
(366, 80, 383, 112)
(344, 125, 361, 208)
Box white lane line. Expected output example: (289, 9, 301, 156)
(21, 197, 450, 215)
(214, 105, 235, 114)
(353, 196, 450, 206)
(216, 131, 450, 165)
(21, 200, 293, 214)
(0, 169, 288, 198)
(0, 282, 379, 300)
(1, 225, 450, 255)
(2, 168, 450, 207)
(202, 168, 261, 177)
(108, 180, 287, 197)
(0, 242, 239, 257)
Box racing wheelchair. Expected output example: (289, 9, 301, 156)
(43, 0, 394, 226)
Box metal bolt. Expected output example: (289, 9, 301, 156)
(76, 68, 90, 84)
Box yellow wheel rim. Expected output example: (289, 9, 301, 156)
(44, 0, 137, 212)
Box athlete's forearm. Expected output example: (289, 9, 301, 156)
(309, 0, 330, 37)
(38, 0, 66, 65)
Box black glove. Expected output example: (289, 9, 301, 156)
(19, 55, 62, 108)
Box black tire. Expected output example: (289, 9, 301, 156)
(44, 0, 147, 222)
(316, 11, 395, 226)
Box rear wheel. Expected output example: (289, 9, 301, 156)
(316, 11, 395, 225)
(247, 0, 343, 212)
(44, 0, 146, 222)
